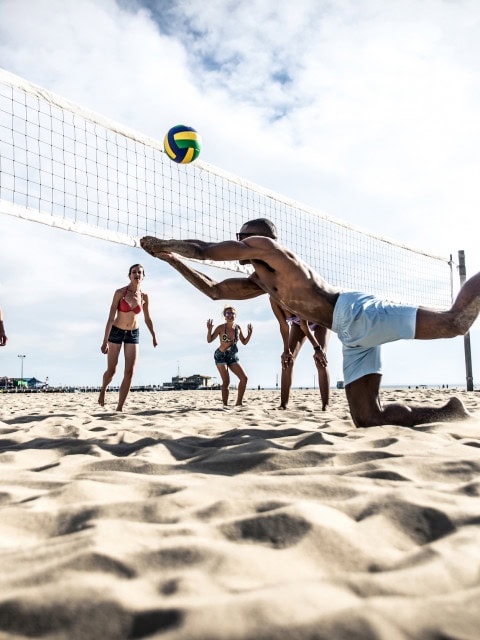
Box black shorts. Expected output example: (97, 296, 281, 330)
(108, 325, 140, 345)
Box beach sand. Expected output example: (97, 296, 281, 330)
(0, 387, 479, 639)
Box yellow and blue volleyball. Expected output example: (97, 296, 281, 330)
(163, 125, 202, 164)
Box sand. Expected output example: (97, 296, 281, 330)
(0, 387, 480, 640)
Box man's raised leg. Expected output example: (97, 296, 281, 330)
(416, 271, 480, 339)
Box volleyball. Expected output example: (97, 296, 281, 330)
(163, 125, 201, 164)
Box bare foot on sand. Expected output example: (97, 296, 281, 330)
(98, 388, 106, 407)
(440, 397, 471, 421)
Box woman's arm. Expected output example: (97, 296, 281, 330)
(269, 298, 292, 369)
(101, 291, 121, 353)
(299, 319, 328, 367)
(207, 320, 221, 343)
(142, 293, 158, 347)
(239, 323, 253, 345)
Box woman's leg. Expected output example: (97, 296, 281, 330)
(313, 326, 331, 410)
(216, 364, 230, 406)
(98, 342, 122, 406)
(116, 343, 138, 412)
(280, 325, 306, 409)
(229, 363, 248, 406)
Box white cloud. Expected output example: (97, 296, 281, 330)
(0, 0, 479, 389)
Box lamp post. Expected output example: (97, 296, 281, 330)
(17, 354, 26, 379)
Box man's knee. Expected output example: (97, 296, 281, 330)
(345, 375, 383, 428)
(349, 408, 382, 428)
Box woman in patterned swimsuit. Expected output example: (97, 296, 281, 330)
(207, 305, 253, 408)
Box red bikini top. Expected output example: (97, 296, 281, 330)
(118, 287, 142, 314)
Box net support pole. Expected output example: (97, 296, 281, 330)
(458, 250, 474, 391)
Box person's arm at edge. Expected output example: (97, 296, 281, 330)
(0, 306, 7, 346)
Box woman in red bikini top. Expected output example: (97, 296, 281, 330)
(98, 263, 158, 412)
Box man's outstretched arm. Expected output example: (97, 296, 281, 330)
(141, 236, 248, 262)
(150, 251, 265, 300)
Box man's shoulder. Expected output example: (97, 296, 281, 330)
(245, 235, 278, 248)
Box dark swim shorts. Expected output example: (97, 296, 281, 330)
(214, 345, 239, 366)
(108, 325, 140, 345)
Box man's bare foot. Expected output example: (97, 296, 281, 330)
(98, 389, 106, 407)
(440, 397, 471, 421)
(277, 404, 287, 411)
(322, 404, 329, 411)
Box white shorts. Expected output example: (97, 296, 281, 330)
(332, 292, 418, 385)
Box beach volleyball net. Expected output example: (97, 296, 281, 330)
(0, 68, 453, 308)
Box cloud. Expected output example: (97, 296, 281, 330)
(0, 0, 479, 389)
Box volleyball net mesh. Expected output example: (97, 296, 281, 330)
(0, 69, 453, 308)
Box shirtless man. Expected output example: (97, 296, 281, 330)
(140, 218, 479, 427)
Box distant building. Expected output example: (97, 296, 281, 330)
(163, 374, 216, 390)
(2, 377, 47, 389)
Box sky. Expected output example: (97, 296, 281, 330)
(0, 0, 479, 390)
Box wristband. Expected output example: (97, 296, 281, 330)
(314, 346, 322, 352)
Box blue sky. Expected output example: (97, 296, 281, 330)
(0, 0, 479, 389)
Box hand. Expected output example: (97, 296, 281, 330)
(313, 346, 328, 368)
(152, 336, 158, 348)
(101, 341, 109, 354)
(154, 251, 177, 264)
(247, 323, 253, 334)
(207, 319, 213, 331)
(281, 351, 293, 370)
